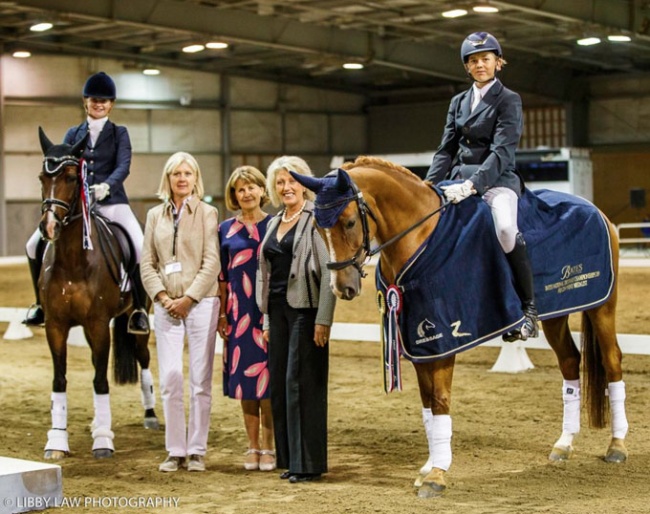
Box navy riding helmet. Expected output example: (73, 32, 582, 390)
(82, 71, 116, 99)
(460, 32, 502, 63)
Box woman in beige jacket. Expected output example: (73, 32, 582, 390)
(140, 152, 221, 473)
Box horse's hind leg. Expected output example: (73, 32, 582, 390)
(541, 316, 582, 462)
(413, 357, 454, 498)
(135, 331, 159, 430)
(114, 312, 160, 430)
(44, 324, 71, 459)
(585, 297, 628, 463)
(86, 322, 115, 458)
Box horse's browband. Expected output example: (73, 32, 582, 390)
(315, 192, 363, 211)
(44, 156, 80, 176)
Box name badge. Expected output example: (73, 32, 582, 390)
(165, 261, 182, 275)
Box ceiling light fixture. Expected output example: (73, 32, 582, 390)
(12, 50, 31, 58)
(608, 35, 631, 42)
(442, 9, 468, 18)
(143, 68, 160, 76)
(473, 5, 499, 14)
(206, 41, 229, 49)
(182, 44, 205, 53)
(30, 22, 53, 32)
(342, 62, 364, 70)
(577, 37, 601, 46)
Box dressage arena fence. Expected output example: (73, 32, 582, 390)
(2, 256, 649, 373)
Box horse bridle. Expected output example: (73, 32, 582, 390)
(316, 177, 449, 278)
(40, 155, 82, 226)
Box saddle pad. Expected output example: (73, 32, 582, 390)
(376, 187, 613, 363)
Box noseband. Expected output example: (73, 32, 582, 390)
(316, 177, 449, 278)
(41, 155, 81, 225)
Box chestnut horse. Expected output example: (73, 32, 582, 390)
(37, 128, 158, 459)
(292, 156, 627, 498)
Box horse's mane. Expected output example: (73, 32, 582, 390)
(341, 156, 421, 182)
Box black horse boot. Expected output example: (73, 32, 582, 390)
(127, 264, 150, 335)
(503, 233, 539, 342)
(23, 244, 45, 326)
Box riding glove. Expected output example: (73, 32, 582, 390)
(441, 180, 475, 204)
(91, 182, 110, 201)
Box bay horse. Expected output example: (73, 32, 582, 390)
(292, 156, 627, 498)
(37, 127, 159, 459)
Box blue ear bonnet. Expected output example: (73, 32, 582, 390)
(289, 169, 355, 228)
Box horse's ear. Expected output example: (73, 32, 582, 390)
(38, 127, 54, 154)
(335, 168, 352, 192)
(71, 132, 88, 158)
(289, 171, 324, 193)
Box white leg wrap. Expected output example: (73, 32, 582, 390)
(45, 429, 69, 453)
(91, 393, 112, 432)
(51, 392, 67, 430)
(562, 379, 581, 435)
(430, 414, 453, 472)
(608, 381, 629, 439)
(420, 408, 435, 475)
(140, 368, 156, 410)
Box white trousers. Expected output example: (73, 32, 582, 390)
(154, 296, 219, 457)
(26, 203, 144, 261)
(482, 187, 519, 253)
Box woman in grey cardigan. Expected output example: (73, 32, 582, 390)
(256, 155, 336, 483)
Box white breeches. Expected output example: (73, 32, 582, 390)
(482, 187, 519, 253)
(154, 297, 219, 457)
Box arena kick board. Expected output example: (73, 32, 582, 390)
(0, 457, 62, 514)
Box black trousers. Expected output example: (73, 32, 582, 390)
(268, 297, 329, 474)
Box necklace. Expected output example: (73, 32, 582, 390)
(281, 200, 306, 223)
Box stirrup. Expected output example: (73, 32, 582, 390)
(127, 308, 150, 335)
(502, 315, 538, 342)
(23, 304, 45, 326)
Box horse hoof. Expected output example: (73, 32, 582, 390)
(549, 445, 573, 462)
(604, 438, 627, 463)
(44, 450, 66, 460)
(416, 468, 446, 498)
(144, 417, 160, 430)
(417, 481, 446, 499)
(93, 449, 114, 459)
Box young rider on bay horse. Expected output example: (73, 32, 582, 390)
(24, 72, 150, 335)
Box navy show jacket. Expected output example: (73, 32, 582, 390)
(425, 79, 523, 197)
(63, 120, 132, 205)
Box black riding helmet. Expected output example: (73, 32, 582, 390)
(460, 32, 502, 63)
(82, 71, 116, 99)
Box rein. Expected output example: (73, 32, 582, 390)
(318, 178, 448, 277)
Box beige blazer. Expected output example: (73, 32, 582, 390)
(140, 195, 221, 303)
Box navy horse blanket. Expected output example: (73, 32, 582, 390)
(376, 187, 614, 366)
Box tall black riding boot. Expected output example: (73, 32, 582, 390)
(23, 249, 45, 326)
(127, 264, 150, 335)
(503, 233, 539, 342)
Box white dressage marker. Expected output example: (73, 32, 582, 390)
(0, 456, 62, 514)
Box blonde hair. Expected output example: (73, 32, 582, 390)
(157, 152, 205, 201)
(225, 165, 270, 211)
(266, 155, 316, 207)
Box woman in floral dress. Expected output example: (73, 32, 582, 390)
(218, 166, 275, 471)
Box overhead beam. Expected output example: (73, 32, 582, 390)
(17, 0, 575, 100)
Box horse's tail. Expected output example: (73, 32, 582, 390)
(112, 313, 139, 384)
(581, 312, 608, 428)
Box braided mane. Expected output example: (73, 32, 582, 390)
(341, 155, 420, 181)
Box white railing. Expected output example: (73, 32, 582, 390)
(616, 222, 650, 245)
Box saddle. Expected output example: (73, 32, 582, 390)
(93, 213, 137, 285)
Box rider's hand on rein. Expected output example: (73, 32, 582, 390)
(441, 180, 476, 204)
